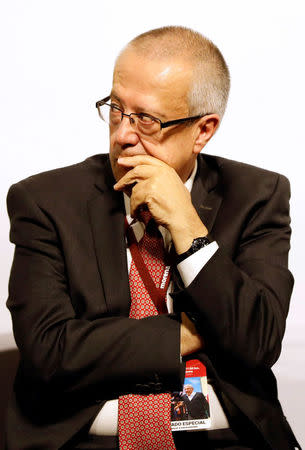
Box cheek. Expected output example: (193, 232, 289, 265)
(109, 131, 116, 151)
(140, 136, 190, 169)
(162, 136, 192, 167)
(109, 133, 122, 163)
(144, 143, 173, 167)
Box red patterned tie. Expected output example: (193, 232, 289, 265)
(118, 211, 176, 450)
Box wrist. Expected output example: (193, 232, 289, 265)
(175, 235, 213, 264)
(169, 220, 208, 254)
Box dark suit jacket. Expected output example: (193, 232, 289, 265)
(5, 153, 300, 449)
(181, 392, 209, 419)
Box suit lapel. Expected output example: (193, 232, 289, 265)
(191, 154, 223, 234)
(88, 159, 131, 316)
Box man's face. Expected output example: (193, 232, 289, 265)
(184, 385, 194, 396)
(109, 49, 199, 183)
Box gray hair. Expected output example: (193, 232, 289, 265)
(125, 26, 230, 120)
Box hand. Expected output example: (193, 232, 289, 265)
(180, 312, 204, 356)
(113, 155, 208, 254)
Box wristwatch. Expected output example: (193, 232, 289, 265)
(176, 235, 212, 264)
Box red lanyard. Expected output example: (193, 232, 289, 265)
(125, 218, 171, 315)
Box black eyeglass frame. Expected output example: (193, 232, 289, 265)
(96, 96, 211, 130)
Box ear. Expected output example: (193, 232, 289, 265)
(193, 114, 220, 155)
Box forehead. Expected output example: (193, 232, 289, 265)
(112, 49, 193, 116)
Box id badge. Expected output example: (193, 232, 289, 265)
(171, 359, 211, 431)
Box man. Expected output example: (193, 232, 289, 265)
(181, 384, 209, 419)
(6, 26, 300, 449)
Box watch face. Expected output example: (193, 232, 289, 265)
(176, 235, 212, 264)
(192, 236, 211, 250)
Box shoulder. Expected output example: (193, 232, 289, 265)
(194, 392, 205, 399)
(200, 154, 290, 200)
(202, 153, 289, 183)
(6, 154, 113, 221)
(9, 153, 109, 192)
(7, 154, 110, 203)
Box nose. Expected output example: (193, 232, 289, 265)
(114, 115, 140, 147)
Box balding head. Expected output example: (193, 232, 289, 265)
(117, 26, 230, 120)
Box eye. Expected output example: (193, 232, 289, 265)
(137, 113, 156, 125)
(110, 103, 122, 114)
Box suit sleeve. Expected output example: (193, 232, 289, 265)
(171, 174, 294, 369)
(6, 181, 183, 398)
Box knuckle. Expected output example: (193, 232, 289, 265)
(132, 166, 139, 177)
(148, 182, 157, 194)
(146, 192, 154, 205)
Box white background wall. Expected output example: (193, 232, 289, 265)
(0, 0, 304, 446)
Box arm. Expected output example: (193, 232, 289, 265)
(7, 181, 183, 398)
(172, 174, 293, 369)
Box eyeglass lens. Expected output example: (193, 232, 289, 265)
(98, 103, 162, 138)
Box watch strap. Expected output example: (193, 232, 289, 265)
(176, 235, 213, 265)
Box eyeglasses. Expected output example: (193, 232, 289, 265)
(96, 96, 210, 140)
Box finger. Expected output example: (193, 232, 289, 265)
(117, 155, 167, 168)
(129, 180, 150, 218)
(114, 165, 156, 191)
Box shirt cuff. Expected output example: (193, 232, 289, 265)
(177, 241, 219, 287)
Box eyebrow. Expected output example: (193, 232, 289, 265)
(110, 90, 167, 121)
(110, 91, 122, 104)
